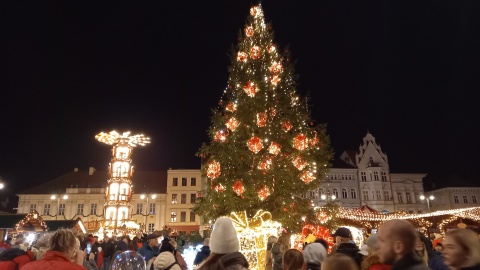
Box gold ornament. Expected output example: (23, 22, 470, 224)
(267, 142, 281, 155)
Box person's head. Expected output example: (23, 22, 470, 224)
(283, 249, 305, 270)
(429, 233, 435, 240)
(331, 227, 352, 245)
(434, 243, 443, 252)
(159, 241, 176, 254)
(415, 232, 433, 266)
(122, 235, 130, 244)
(314, 238, 329, 253)
(94, 236, 99, 242)
(210, 217, 240, 255)
(276, 235, 290, 250)
(267, 236, 277, 250)
(49, 228, 80, 259)
(320, 253, 359, 270)
(146, 234, 158, 248)
(366, 233, 378, 253)
(303, 242, 327, 266)
(376, 219, 417, 264)
(203, 237, 210, 246)
(442, 229, 480, 268)
(132, 236, 139, 243)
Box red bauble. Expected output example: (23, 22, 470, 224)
(269, 61, 283, 74)
(212, 183, 225, 192)
(214, 130, 227, 142)
(233, 180, 245, 195)
(258, 156, 273, 171)
(226, 102, 237, 112)
(247, 136, 263, 154)
(258, 185, 270, 200)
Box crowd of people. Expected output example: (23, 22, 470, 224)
(0, 218, 480, 270)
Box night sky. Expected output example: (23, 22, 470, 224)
(1, 1, 479, 198)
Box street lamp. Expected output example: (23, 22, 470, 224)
(140, 194, 156, 232)
(419, 195, 434, 212)
(51, 194, 68, 220)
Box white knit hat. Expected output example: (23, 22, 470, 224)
(303, 243, 327, 264)
(210, 217, 239, 254)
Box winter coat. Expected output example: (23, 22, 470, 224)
(200, 252, 249, 270)
(361, 252, 391, 270)
(0, 248, 33, 270)
(271, 242, 286, 270)
(265, 249, 273, 270)
(21, 250, 86, 270)
(153, 251, 181, 270)
(391, 252, 430, 270)
(335, 242, 363, 266)
(138, 244, 161, 263)
(194, 246, 211, 265)
(305, 263, 321, 270)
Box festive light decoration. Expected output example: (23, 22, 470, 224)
(293, 134, 309, 151)
(271, 75, 280, 86)
(281, 120, 292, 131)
(292, 155, 307, 170)
(257, 186, 270, 200)
(250, 5, 263, 17)
(258, 156, 273, 171)
(300, 171, 315, 183)
(250, 46, 261, 59)
(213, 183, 226, 192)
(248, 136, 263, 154)
(215, 130, 228, 142)
(233, 180, 245, 195)
(226, 102, 237, 112)
(95, 131, 150, 147)
(269, 108, 277, 117)
(300, 224, 335, 252)
(267, 142, 281, 155)
(207, 160, 221, 179)
(256, 112, 267, 127)
(226, 117, 240, 131)
(237, 51, 248, 62)
(309, 132, 319, 146)
(245, 26, 254, 37)
(14, 210, 48, 232)
(267, 44, 276, 53)
(269, 61, 283, 74)
(243, 81, 258, 97)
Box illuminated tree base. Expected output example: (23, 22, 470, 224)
(230, 210, 282, 270)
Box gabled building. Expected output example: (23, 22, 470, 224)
(427, 187, 480, 211)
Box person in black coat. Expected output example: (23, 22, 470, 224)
(194, 238, 211, 266)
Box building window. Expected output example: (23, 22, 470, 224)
(473, 196, 478, 203)
(136, 203, 143, 214)
(374, 172, 379, 181)
(376, 190, 381, 200)
(77, 204, 84, 215)
(381, 172, 387, 182)
(350, 189, 357, 199)
(190, 194, 196, 203)
(191, 177, 197, 186)
(148, 223, 154, 234)
(172, 194, 177, 204)
(30, 204, 37, 211)
(463, 195, 468, 203)
(406, 193, 412, 203)
(342, 189, 348, 199)
(361, 172, 367, 182)
(59, 204, 65, 215)
(43, 204, 50, 215)
(397, 193, 403, 203)
(190, 211, 196, 222)
(181, 194, 187, 204)
(363, 190, 369, 201)
(90, 204, 97, 215)
(182, 177, 187, 186)
(383, 191, 390, 200)
(333, 188, 339, 198)
(173, 177, 178, 186)
(319, 188, 324, 195)
(171, 211, 177, 222)
(454, 195, 459, 204)
(181, 211, 186, 222)
(149, 203, 156, 214)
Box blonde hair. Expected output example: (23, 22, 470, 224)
(49, 228, 78, 254)
(283, 249, 304, 270)
(321, 253, 359, 270)
(445, 229, 480, 265)
(277, 235, 290, 251)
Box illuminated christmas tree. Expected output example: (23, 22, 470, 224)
(193, 4, 332, 232)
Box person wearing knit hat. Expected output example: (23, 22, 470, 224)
(153, 242, 181, 270)
(198, 217, 248, 270)
(303, 243, 327, 270)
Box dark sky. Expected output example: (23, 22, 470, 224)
(1, 1, 479, 196)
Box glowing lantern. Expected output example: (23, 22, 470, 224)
(268, 142, 281, 155)
(245, 26, 254, 37)
(247, 136, 263, 154)
(214, 130, 227, 142)
(258, 156, 273, 171)
(269, 61, 283, 74)
(213, 183, 225, 192)
(206, 160, 221, 179)
(226, 102, 237, 112)
(256, 112, 267, 127)
(233, 180, 245, 195)
(292, 155, 307, 170)
(300, 171, 316, 183)
(243, 81, 258, 97)
(226, 117, 240, 131)
(293, 134, 309, 150)
(281, 120, 292, 132)
(237, 52, 248, 62)
(250, 46, 261, 59)
(258, 186, 270, 200)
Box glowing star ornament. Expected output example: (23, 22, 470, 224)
(250, 46, 261, 59)
(300, 171, 316, 183)
(214, 130, 227, 142)
(267, 142, 281, 155)
(233, 180, 245, 195)
(237, 52, 248, 62)
(248, 136, 263, 154)
(245, 26, 254, 37)
(293, 134, 309, 151)
(226, 102, 237, 112)
(206, 160, 221, 179)
(258, 186, 270, 200)
(256, 112, 267, 127)
(281, 120, 292, 132)
(292, 155, 307, 170)
(243, 81, 258, 97)
(226, 117, 240, 131)
(257, 156, 273, 171)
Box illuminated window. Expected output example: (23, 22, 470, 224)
(136, 203, 143, 214)
(319, 188, 324, 195)
(43, 204, 50, 215)
(190, 212, 195, 222)
(181, 211, 186, 222)
(361, 172, 367, 182)
(148, 223, 154, 234)
(77, 204, 84, 215)
(149, 203, 156, 214)
(90, 204, 97, 215)
(381, 172, 387, 182)
(171, 211, 177, 222)
(454, 195, 459, 204)
(30, 204, 36, 211)
(59, 204, 65, 215)
(191, 177, 197, 186)
(350, 189, 357, 199)
(190, 194, 196, 203)
(173, 178, 178, 186)
(182, 178, 187, 186)
(342, 189, 347, 199)
(473, 196, 478, 203)
(172, 194, 177, 204)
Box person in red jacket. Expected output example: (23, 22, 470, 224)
(22, 228, 86, 270)
(0, 248, 34, 270)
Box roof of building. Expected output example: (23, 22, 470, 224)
(44, 218, 83, 231)
(331, 158, 357, 169)
(18, 170, 167, 194)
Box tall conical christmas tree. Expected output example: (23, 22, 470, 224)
(193, 4, 332, 232)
